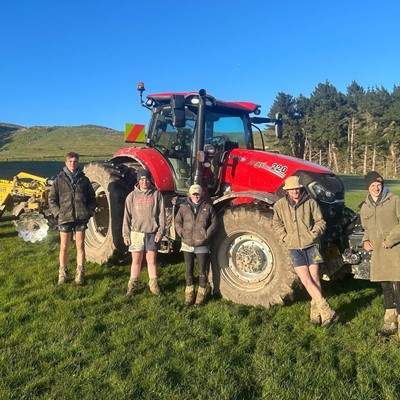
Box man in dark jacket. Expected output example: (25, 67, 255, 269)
(175, 184, 217, 306)
(49, 152, 96, 285)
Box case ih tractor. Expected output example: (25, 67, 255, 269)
(83, 83, 368, 308)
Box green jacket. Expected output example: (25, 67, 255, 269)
(360, 189, 400, 281)
(273, 193, 326, 250)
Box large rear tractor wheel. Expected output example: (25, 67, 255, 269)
(211, 205, 298, 308)
(84, 162, 136, 265)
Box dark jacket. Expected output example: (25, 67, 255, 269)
(49, 168, 96, 225)
(273, 192, 326, 250)
(175, 199, 217, 247)
(361, 189, 400, 281)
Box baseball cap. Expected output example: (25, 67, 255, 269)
(189, 184, 202, 195)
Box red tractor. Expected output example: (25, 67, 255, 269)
(84, 84, 368, 308)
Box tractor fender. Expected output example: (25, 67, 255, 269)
(212, 190, 281, 208)
(112, 147, 175, 191)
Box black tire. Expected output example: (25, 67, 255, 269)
(84, 162, 136, 265)
(211, 205, 298, 308)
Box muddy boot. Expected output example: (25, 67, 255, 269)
(126, 278, 138, 297)
(194, 286, 207, 307)
(184, 285, 195, 306)
(149, 277, 162, 296)
(378, 309, 398, 337)
(310, 300, 321, 325)
(317, 298, 339, 327)
(58, 266, 68, 285)
(75, 265, 85, 285)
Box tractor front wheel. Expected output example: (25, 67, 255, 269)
(211, 205, 298, 308)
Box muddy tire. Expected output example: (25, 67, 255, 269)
(84, 162, 136, 265)
(211, 205, 298, 308)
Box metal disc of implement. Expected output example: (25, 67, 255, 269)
(14, 212, 49, 242)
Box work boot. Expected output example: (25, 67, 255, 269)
(194, 286, 207, 307)
(126, 278, 138, 297)
(310, 300, 321, 325)
(377, 309, 398, 337)
(58, 266, 68, 285)
(317, 298, 339, 327)
(184, 285, 195, 306)
(149, 277, 162, 296)
(75, 265, 85, 285)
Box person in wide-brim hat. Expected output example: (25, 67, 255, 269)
(273, 175, 338, 327)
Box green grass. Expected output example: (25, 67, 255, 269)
(2, 181, 400, 399)
(2, 224, 400, 399)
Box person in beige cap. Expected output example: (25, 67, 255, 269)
(361, 171, 400, 337)
(273, 175, 338, 327)
(174, 184, 217, 306)
(122, 169, 165, 297)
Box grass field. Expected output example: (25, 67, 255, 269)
(1, 177, 400, 399)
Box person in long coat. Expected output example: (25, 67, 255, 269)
(361, 171, 400, 337)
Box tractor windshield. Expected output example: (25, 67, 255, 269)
(149, 104, 253, 192)
(150, 106, 253, 156)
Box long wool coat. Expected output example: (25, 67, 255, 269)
(360, 190, 400, 281)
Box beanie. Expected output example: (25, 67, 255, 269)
(364, 171, 384, 189)
(137, 169, 152, 181)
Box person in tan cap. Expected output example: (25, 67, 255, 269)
(361, 171, 400, 337)
(273, 175, 338, 326)
(174, 184, 217, 306)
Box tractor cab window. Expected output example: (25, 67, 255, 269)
(203, 113, 251, 193)
(205, 114, 251, 151)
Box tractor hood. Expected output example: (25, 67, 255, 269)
(220, 148, 334, 193)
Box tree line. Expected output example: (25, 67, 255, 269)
(269, 80, 400, 177)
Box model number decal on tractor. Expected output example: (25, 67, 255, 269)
(253, 162, 288, 178)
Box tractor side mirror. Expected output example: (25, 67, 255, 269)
(171, 95, 186, 128)
(275, 113, 283, 139)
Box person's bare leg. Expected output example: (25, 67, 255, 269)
(75, 231, 85, 267)
(294, 265, 323, 302)
(59, 231, 72, 268)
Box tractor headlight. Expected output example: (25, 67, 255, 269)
(308, 182, 336, 203)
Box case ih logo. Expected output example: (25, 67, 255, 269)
(249, 160, 288, 178)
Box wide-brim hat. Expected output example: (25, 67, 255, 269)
(283, 176, 303, 190)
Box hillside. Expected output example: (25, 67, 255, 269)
(0, 123, 129, 161)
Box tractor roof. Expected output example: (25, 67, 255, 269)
(147, 92, 261, 114)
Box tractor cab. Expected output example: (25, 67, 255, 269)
(140, 84, 282, 196)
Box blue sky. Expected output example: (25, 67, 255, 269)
(1, 0, 400, 130)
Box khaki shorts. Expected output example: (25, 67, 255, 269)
(129, 232, 158, 252)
